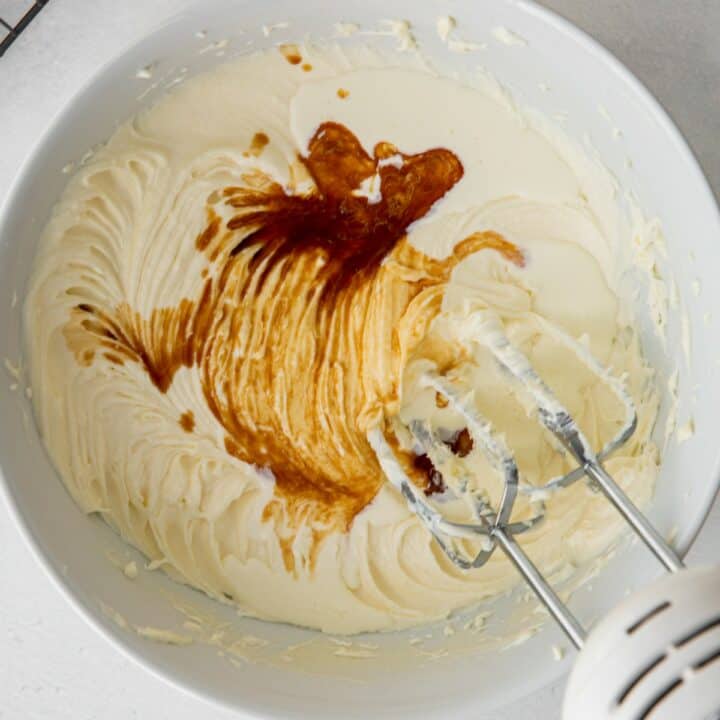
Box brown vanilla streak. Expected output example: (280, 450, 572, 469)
(64, 122, 523, 571)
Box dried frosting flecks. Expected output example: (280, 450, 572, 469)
(26, 44, 659, 634)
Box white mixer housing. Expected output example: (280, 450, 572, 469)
(564, 566, 720, 720)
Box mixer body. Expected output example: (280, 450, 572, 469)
(564, 566, 720, 720)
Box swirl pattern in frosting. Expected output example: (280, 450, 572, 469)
(62, 119, 523, 570)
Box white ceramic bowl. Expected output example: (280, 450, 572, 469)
(1, 1, 719, 717)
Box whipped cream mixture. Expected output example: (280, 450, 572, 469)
(26, 44, 659, 633)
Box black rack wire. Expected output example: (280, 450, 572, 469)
(0, 0, 49, 58)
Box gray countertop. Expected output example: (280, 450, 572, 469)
(0, 2, 718, 718)
(541, 0, 719, 200)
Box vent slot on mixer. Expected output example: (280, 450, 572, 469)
(694, 647, 720, 672)
(638, 677, 683, 720)
(616, 653, 667, 706)
(675, 615, 720, 648)
(626, 600, 671, 635)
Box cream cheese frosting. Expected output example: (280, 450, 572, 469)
(25, 44, 659, 634)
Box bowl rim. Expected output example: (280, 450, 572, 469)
(1, 0, 719, 717)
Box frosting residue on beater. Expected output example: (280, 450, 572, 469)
(26, 43, 659, 634)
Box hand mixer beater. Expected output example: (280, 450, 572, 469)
(368, 310, 720, 720)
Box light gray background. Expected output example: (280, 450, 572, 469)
(0, 1, 718, 718)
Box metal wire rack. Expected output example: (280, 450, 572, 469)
(0, 0, 49, 58)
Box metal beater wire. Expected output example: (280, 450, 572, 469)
(369, 311, 683, 648)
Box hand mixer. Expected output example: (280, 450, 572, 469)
(368, 310, 720, 720)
